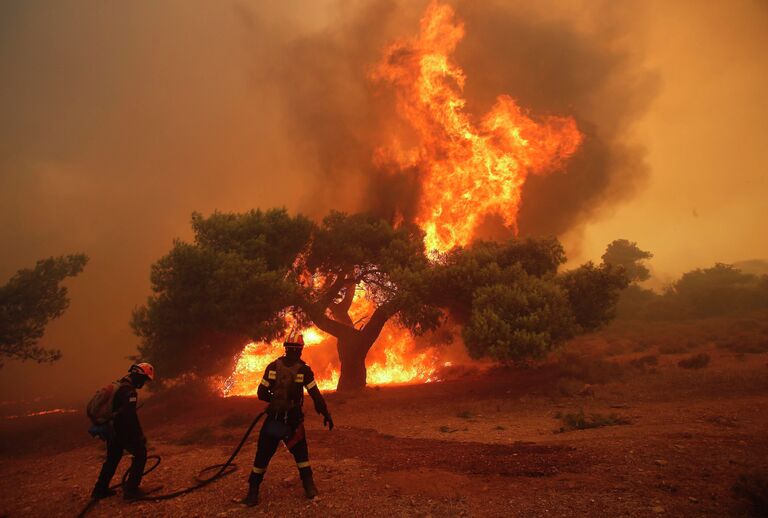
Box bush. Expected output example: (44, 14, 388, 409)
(733, 472, 768, 516)
(629, 355, 658, 369)
(556, 353, 625, 384)
(462, 270, 576, 363)
(678, 353, 710, 369)
(556, 409, 630, 432)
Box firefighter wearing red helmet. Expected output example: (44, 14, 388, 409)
(242, 333, 333, 506)
(90, 362, 155, 501)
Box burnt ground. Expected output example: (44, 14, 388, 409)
(1, 314, 768, 517)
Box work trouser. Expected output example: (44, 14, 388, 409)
(94, 436, 147, 492)
(249, 419, 311, 486)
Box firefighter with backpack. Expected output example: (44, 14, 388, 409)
(242, 333, 333, 506)
(87, 362, 155, 501)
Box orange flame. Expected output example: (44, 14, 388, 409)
(223, 1, 582, 395)
(222, 291, 442, 396)
(372, 1, 582, 252)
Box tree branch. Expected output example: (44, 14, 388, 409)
(361, 302, 395, 345)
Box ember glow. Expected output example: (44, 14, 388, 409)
(223, 1, 582, 395)
(372, 1, 583, 253)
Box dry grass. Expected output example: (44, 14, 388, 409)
(554, 409, 631, 433)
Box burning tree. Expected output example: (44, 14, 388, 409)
(132, 209, 441, 391)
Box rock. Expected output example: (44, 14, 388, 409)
(654, 459, 668, 466)
(651, 506, 665, 513)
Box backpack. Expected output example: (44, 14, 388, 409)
(86, 381, 125, 425)
(270, 358, 304, 413)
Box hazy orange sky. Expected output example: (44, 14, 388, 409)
(1, 0, 766, 403)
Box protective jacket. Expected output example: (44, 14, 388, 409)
(257, 357, 328, 423)
(112, 376, 145, 444)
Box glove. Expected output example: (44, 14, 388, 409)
(323, 413, 334, 431)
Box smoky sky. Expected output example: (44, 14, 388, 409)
(243, 0, 658, 235)
(1, 0, 766, 404)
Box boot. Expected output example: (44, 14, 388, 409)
(302, 475, 318, 499)
(91, 486, 117, 500)
(242, 483, 260, 507)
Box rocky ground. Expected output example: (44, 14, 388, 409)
(1, 314, 767, 517)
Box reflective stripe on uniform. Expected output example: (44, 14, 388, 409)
(252, 466, 266, 474)
(129, 397, 137, 402)
(296, 461, 311, 468)
(267, 370, 277, 380)
(305, 380, 317, 390)
(295, 373, 304, 383)
(260, 379, 270, 387)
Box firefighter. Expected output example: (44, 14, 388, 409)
(242, 333, 333, 506)
(91, 362, 155, 501)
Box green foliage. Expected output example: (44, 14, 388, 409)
(133, 209, 443, 380)
(431, 238, 566, 321)
(618, 263, 768, 320)
(0, 254, 88, 366)
(558, 262, 629, 332)
(670, 263, 768, 317)
(462, 271, 576, 363)
(602, 239, 653, 283)
(133, 209, 312, 378)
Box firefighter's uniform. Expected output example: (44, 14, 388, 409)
(250, 356, 330, 490)
(93, 377, 147, 495)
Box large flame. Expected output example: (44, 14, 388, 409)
(222, 292, 442, 396)
(372, 1, 582, 253)
(223, 1, 582, 395)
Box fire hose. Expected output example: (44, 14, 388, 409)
(77, 411, 265, 517)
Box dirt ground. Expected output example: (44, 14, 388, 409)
(1, 314, 767, 517)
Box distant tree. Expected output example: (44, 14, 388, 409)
(666, 263, 768, 317)
(602, 239, 653, 283)
(558, 262, 630, 331)
(0, 254, 88, 367)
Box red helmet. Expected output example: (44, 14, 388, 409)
(284, 332, 304, 349)
(130, 362, 155, 381)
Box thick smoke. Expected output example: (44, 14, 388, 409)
(242, 0, 658, 235)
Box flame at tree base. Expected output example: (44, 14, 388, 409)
(220, 321, 446, 396)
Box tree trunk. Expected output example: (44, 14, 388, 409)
(336, 334, 373, 392)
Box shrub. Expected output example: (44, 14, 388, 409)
(678, 353, 710, 369)
(556, 409, 630, 432)
(557, 353, 625, 384)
